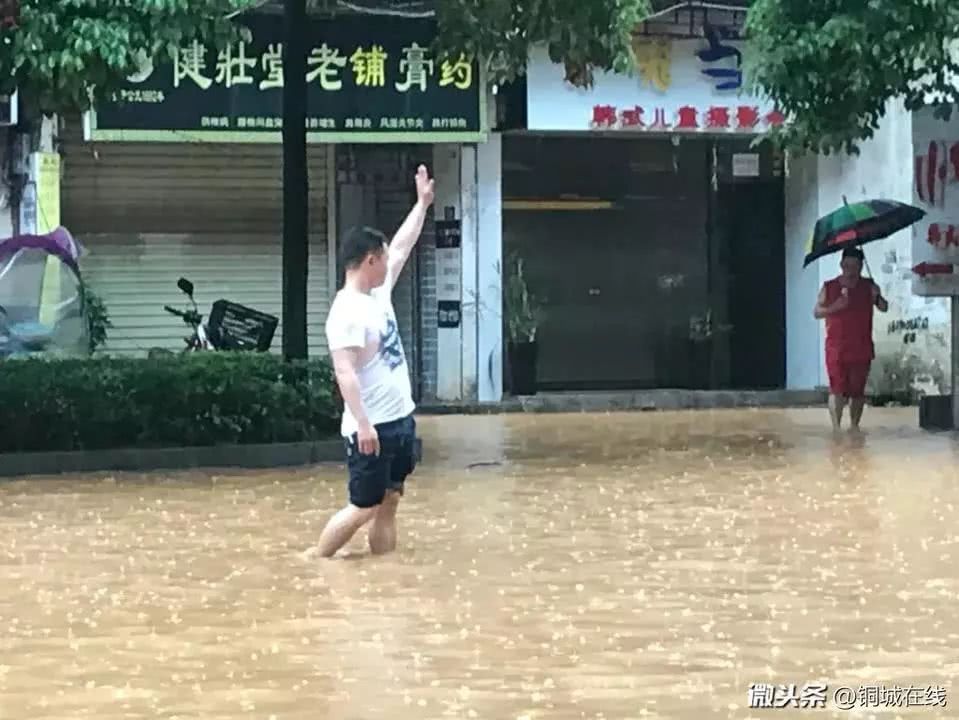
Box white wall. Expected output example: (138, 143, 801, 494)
(476, 133, 503, 402)
(909, 107, 959, 394)
(784, 99, 947, 394)
(432, 144, 464, 401)
(460, 145, 479, 400)
(784, 152, 822, 389)
(432, 127, 503, 403)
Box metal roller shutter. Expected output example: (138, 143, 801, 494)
(59, 116, 332, 357)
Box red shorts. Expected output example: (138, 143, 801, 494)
(826, 358, 871, 398)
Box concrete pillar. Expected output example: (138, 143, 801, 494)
(460, 145, 479, 401)
(784, 152, 823, 390)
(16, 115, 59, 237)
(433, 144, 463, 401)
(431, 133, 500, 404)
(476, 133, 503, 402)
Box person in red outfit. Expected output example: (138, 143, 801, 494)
(814, 247, 888, 431)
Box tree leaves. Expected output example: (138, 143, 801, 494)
(1, 0, 655, 118)
(743, 0, 959, 154)
(434, 0, 651, 88)
(0, 0, 256, 117)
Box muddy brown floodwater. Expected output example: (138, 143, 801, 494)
(1, 407, 958, 719)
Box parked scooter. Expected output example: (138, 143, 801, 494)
(154, 277, 279, 355)
(163, 278, 214, 352)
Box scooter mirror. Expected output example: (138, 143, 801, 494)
(177, 278, 194, 297)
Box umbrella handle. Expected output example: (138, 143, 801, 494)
(860, 247, 877, 282)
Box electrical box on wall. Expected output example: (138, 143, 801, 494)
(0, 90, 17, 127)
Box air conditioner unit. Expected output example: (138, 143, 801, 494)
(0, 90, 18, 127)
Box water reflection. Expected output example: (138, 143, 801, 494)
(1, 407, 957, 719)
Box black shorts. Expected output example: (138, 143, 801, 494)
(344, 414, 417, 509)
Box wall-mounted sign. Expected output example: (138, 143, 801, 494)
(435, 218, 462, 305)
(438, 300, 462, 329)
(912, 110, 959, 297)
(435, 218, 462, 249)
(525, 37, 779, 134)
(87, 13, 485, 143)
(732, 152, 760, 177)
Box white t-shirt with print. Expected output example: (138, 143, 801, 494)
(324, 282, 415, 438)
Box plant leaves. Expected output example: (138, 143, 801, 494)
(743, 0, 959, 155)
(434, 0, 651, 88)
(0, 0, 258, 116)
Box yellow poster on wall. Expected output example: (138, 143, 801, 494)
(33, 152, 60, 234)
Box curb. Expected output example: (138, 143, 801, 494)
(0, 439, 424, 479)
(417, 390, 830, 415)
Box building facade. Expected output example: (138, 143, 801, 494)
(490, 4, 947, 398)
(7, 3, 947, 404)
(50, 8, 503, 404)
(786, 102, 953, 398)
(497, 7, 788, 392)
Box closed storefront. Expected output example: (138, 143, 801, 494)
(60, 117, 333, 356)
(505, 13, 787, 391)
(504, 134, 710, 389)
(62, 8, 487, 402)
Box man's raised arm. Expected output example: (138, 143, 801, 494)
(386, 164, 435, 291)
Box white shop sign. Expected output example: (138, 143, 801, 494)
(435, 217, 462, 328)
(525, 36, 779, 134)
(732, 152, 760, 177)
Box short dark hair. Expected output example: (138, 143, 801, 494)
(340, 226, 388, 270)
(842, 246, 864, 262)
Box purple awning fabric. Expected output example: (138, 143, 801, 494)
(0, 227, 83, 276)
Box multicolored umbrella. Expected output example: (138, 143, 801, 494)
(803, 198, 926, 267)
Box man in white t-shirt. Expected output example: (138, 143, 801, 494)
(315, 164, 435, 558)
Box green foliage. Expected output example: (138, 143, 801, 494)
(0, 0, 656, 114)
(744, 0, 959, 154)
(0, 353, 340, 453)
(79, 283, 112, 354)
(434, 0, 651, 88)
(0, 0, 255, 116)
(504, 251, 545, 344)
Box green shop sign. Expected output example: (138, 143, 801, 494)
(87, 13, 486, 143)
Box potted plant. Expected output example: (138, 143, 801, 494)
(80, 283, 113, 355)
(504, 252, 545, 396)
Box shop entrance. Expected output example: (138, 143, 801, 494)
(716, 171, 786, 389)
(504, 135, 709, 390)
(503, 134, 786, 391)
